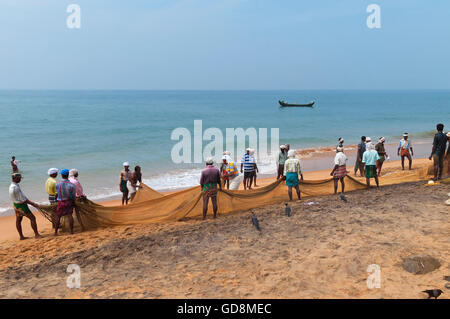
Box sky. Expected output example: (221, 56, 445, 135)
(0, 0, 449, 90)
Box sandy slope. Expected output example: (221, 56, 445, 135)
(0, 178, 448, 299)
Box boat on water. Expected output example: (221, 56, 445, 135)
(278, 100, 315, 107)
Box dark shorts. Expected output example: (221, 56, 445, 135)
(48, 194, 57, 204)
(277, 164, 285, 176)
(365, 165, 377, 179)
(433, 153, 444, 169)
(244, 171, 255, 179)
(120, 180, 128, 193)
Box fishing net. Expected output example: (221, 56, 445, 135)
(36, 161, 445, 231)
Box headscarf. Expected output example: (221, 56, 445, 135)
(280, 145, 286, 149)
(366, 142, 375, 151)
(123, 162, 130, 167)
(379, 137, 385, 143)
(338, 137, 344, 144)
(365, 137, 372, 143)
(249, 148, 255, 155)
(69, 169, 78, 177)
(403, 133, 408, 137)
(48, 168, 58, 176)
(205, 157, 214, 165)
(287, 150, 295, 158)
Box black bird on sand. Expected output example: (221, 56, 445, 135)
(251, 212, 261, 231)
(285, 203, 291, 217)
(422, 289, 443, 299)
(339, 193, 348, 202)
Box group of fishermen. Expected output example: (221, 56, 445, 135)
(8, 161, 143, 240)
(200, 123, 450, 218)
(8, 123, 450, 233)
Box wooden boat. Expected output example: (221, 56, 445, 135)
(279, 100, 315, 107)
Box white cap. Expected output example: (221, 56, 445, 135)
(287, 150, 295, 157)
(246, 147, 251, 151)
(205, 157, 214, 165)
(280, 145, 286, 149)
(48, 168, 58, 175)
(123, 162, 129, 167)
(69, 168, 78, 176)
(365, 137, 372, 142)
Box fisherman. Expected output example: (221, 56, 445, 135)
(375, 137, 388, 176)
(119, 162, 132, 205)
(283, 149, 303, 201)
(222, 155, 241, 190)
(9, 173, 41, 240)
(277, 145, 288, 179)
(241, 148, 255, 190)
(199, 157, 222, 219)
(69, 169, 86, 231)
(129, 165, 143, 202)
(46, 168, 59, 204)
(354, 136, 366, 177)
(220, 152, 231, 189)
(397, 133, 413, 170)
(54, 169, 76, 235)
(330, 146, 347, 194)
(362, 140, 380, 188)
(11, 156, 20, 173)
(428, 123, 448, 181)
(250, 149, 259, 187)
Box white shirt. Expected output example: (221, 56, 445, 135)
(9, 182, 27, 204)
(334, 152, 347, 166)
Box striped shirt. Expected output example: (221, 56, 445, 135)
(241, 153, 255, 172)
(56, 179, 76, 201)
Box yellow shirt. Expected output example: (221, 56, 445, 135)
(45, 177, 57, 195)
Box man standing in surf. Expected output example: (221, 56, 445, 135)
(119, 162, 132, 205)
(354, 136, 366, 177)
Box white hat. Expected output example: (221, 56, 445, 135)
(280, 145, 286, 149)
(246, 147, 251, 151)
(205, 157, 214, 165)
(403, 133, 408, 137)
(48, 168, 58, 175)
(365, 137, 372, 142)
(287, 150, 295, 157)
(123, 162, 129, 167)
(338, 137, 344, 143)
(69, 168, 78, 177)
(379, 137, 385, 143)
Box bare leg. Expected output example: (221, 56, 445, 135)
(408, 154, 412, 170)
(295, 185, 301, 200)
(243, 177, 247, 190)
(374, 176, 379, 187)
(202, 195, 209, 220)
(67, 214, 74, 234)
(54, 216, 61, 236)
(366, 178, 371, 188)
(401, 156, 405, 170)
(333, 179, 338, 194)
(129, 192, 136, 202)
(211, 196, 218, 218)
(340, 177, 345, 193)
(121, 192, 126, 205)
(253, 174, 258, 187)
(25, 213, 40, 238)
(248, 175, 253, 189)
(15, 214, 26, 240)
(287, 186, 293, 201)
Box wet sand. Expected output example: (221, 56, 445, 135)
(0, 158, 448, 299)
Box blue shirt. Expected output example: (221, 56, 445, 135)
(362, 150, 380, 166)
(56, 179, 76, 201)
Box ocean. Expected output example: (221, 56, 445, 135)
(1, 90, 448, 216)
